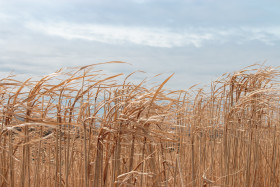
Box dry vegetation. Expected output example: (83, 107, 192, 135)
(0, 62, 280, 187)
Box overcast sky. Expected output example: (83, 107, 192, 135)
(0, 0, 279, 89)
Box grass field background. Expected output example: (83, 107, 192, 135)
(0, 63, 279, 186)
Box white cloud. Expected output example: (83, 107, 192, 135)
(25, 22, 214, 48)
(240, 26, 280, 45)
(25, 21, 280, 48)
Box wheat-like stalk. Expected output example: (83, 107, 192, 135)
(0, 63, 279, 186)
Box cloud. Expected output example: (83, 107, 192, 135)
(25, 22, 214, 48)
(25, 21, 280, 48)
(240, 26, 280, 45)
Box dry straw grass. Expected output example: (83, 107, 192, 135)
(0, 62, 279, 187)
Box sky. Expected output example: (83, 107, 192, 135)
(0, 0, 280, 89)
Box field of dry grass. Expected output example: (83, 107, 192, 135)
(0, 62, 279, 187)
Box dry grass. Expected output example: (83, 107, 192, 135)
(0, 62, 279, 187)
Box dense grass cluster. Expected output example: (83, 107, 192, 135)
(0, 62, 279, 187)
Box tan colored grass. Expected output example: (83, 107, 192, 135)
(0, 63, 279, 186)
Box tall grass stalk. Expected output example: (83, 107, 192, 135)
(0, 63, 279, 186)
